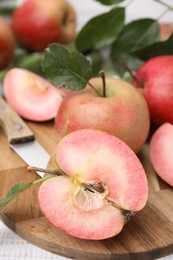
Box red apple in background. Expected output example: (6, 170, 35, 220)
(159, 23, 173, 41)
(3, 68, 65, 121)
(0, 16, 16, 70)
(54, 77, 150, 153)
(150, 123, 173, 187)
(38, 129, 148, 240)
(11, 0, 76, 52)
(132, 55, 173, 127)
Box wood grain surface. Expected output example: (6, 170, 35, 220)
(0, 97, 34, 144)
(0, 121, 173, 260)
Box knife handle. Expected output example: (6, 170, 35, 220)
(0, 97, 35, 144)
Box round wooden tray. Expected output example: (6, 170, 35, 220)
(0, 122, 173, 260)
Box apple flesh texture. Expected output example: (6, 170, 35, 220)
(54, 77, 150, 153)
(150, 123, 173, 187)
(38, 129, 148, 240)
(11, 0, 76, 52)
(132, 55, 173, 127)
(0, 17, 16, 69)
(3, 68, 65, 122)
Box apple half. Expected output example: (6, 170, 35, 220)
(150, 123, 173, 187)
(38, 129, 148, 240)
(3, 68, 65, 121)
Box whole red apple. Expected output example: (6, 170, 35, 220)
(0, 16, 16, 69)
(11, 0, 76, 52)
(132, 55, 173, 127)
(54, 77, 150, 153)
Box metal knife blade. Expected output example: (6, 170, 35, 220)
(0, 97, 49, 177)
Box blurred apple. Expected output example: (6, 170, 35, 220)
(11, 0, 76, 52)
(159, 23, 173, 41)
(0, 16, 16, 70)
(132, 55, 173, 127)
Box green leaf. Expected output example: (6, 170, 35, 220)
(131, 34, 173, 61)
(113, 54, 143, 77)
(75, 7, 125, 53)
(0, 175, 54, 211)
(16, 53, 43, 75)
(111, 19, 160, 76)
(41, 43, 93, 91)
(0, 0, 17, 15)
(94, 0, 125, 5)
(87, 50, 104, 76)
(0, 7, 16, 15)
(0, 182, 32, 211)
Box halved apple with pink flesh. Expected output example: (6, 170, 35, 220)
(38, 129, 148, 240)
(150, 123, 173, 187)
(3, 68, 65, 121)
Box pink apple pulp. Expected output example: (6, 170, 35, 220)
(38, 129, 148, 240)
(150, 122, 173, 186)
(3, 68, 65, 121)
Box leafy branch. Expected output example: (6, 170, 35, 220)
(74, 0, 173, 78)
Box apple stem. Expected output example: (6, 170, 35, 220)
(99, 70, 106, 97)
(27, 166, 64, 176)
(121, 60, 144, 88)
(107, 198, 134, 220)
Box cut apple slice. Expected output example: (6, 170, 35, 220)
(150, 123, 173, 186)
(3, 68, 65, 121)
(38, 129, 148, 240)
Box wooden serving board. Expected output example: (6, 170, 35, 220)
(0, 121, 173, 260)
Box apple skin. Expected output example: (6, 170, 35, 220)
(132, 55, 173, 127)
(3, 68, 66, 121)
(38, 129, 148, 240)
(150, 123, 173, 187)
(11, 0, 76, 52)
(159, 23, 173, 40)
(54, 77, 150, 153)
(0, 16, 16, 69)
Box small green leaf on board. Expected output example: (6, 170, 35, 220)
(0, 175, 54, 211)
